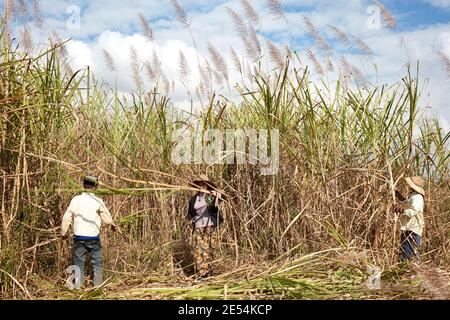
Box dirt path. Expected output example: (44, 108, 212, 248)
(417, 266, 450, 299)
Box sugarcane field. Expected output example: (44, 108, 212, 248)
(0, 0, 449, 303)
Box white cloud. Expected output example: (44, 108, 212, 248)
(66, 31, 207, 105)
(7, 0, 450, 130)
(367, 26, 450, 131)
(422, 0, 450, 8)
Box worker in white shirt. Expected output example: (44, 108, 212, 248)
(61, 175, 117, 287)
(393, 176, 426, 262)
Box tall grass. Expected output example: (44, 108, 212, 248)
(0, 4, 449, 299)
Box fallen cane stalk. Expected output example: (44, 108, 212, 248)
(0, 269, 33, 299)
(22, 238, 59, 253)
(388, 161, 398, 265)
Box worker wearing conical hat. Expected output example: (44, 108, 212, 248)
(187, 174, 223, 280)
(393, 176, 426, 262)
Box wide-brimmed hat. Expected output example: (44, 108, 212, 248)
(190, 174, 217, 190)
(405, 176, 425, 196)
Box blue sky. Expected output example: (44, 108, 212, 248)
(5, 1, 447, 39)
(375, 1, 450, 28)
(2, 0, 450, 129)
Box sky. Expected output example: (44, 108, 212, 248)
(2, 0, 450, 130)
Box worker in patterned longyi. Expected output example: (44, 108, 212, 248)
(187, 175, 223, 279)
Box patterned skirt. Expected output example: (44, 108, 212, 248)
(193, 226, 219, 277)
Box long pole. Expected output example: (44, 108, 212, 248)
(3, 0, 9, 16)
(388, 161, 397, 265)
(3, 0, 10, 38)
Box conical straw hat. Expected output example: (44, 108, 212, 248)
(190, 174, 217, 189)
(405, 176, 425, 196)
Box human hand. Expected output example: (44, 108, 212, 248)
(211, 191, 222, 206)
(393, 204, 403, 214)
(210, 191, 222, 198)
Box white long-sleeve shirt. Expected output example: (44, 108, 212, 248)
(399, 193, 425, 237)
(61, 192, 114, 238)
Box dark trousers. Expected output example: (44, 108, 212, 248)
(73, 239, 103, 287)
(400, 231, 421, 262)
